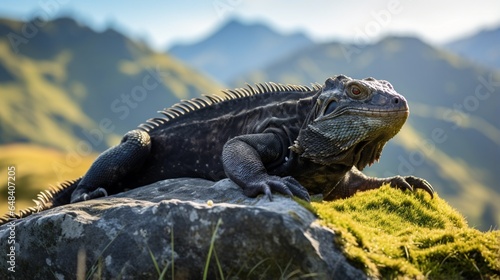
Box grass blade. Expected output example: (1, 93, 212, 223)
(203, 218, 223, 280)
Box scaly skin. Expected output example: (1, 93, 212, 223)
(1, 75, 434, 225)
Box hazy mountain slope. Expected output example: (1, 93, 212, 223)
(0, 39, 97, 150)
(168, 19, 314, 83)
(235, 36, 500, 230)
(445, 26, 500, 70)
(1, 16, 498, 230)
(0, 144, 97, 216)
(0, 17, 223, 151)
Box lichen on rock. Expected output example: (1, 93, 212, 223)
(1, 179, 498, 279)
(0, 178, 364, 279)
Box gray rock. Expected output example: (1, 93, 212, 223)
(0, 178, 366, 279)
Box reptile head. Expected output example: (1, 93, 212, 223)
(292, 75, 409, 170)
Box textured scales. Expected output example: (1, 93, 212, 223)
(1, 75, 434, 225)
(3, 178, 81, 222)
(0, 83, 319, 224)
(139, 82, 321, 132)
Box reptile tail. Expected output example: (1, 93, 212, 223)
(0, 178, 81, 226)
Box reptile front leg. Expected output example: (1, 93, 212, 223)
(324, 167, 434, 200)
(222, 133, 310, 201)
(70, 130, 151, 203)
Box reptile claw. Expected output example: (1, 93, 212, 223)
(264, 186, 274, 202)
(404, 176, 434, 198)
(390, 176, 434, 198)
(242, 176, 310, 202)
(71, 187, 109, 203)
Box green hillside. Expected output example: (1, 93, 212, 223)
(0, 144, 97, 216)
(236, 37, 500, 231)
(0, 17, 223, 218)
(1, 16, 498, 231)
(0, 38, 98, 150)
(0, 17, 223, 151)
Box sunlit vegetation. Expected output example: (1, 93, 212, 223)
(0, 144, 97, 216)
(313, 186, 500, 279)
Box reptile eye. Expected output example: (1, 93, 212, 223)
(347, 84, 369, 99)
(324, 100, 338, 115)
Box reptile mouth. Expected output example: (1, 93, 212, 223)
(346, 107, 409, 118)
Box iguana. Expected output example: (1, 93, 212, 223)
(1, 75, 434, 225)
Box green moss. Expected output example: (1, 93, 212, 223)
(292, 196, 318, 216)
(312, 185, 500, 279)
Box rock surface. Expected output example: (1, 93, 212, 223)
(0, 178, 365, 279)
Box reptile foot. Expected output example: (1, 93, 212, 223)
(243, 176, 311, 202)
(70, 187, 108, 203)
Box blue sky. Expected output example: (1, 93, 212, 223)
(1, 0, 499, 50)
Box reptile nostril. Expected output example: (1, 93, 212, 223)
(392, 97, 400, 104)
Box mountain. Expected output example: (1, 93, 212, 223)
(445, 26, 500, 70)
(1, 16, 498, 231)
(168, 19, 314, 84)
(0, 17, 222, 151)
(235, 36, 500, 231)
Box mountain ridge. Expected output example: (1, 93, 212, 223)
(445, 26, 500, 70)
(0, 17, 223, 151)
(168, 19, 314, 83)
(1, 16, 498, 231)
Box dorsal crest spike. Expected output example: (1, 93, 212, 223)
(37, 192, 49, 203)
(268, 82, 279, 92)
(240, 88, 252, 96)
(185, 99, 203, 109)
(263, 83, 271, 92)
(246, 83, 257, 95)
(168, 107, 184, 115)
(256, 83, 266, 93)
(222, 90, 237, 99)
(137, 81, 319, 133)
(205, 94, 223, 103)
(140, 124, 154, 131)
(177, 102, 195, 112)
(229, 89, 243, 98)
(3, 177, 83, 223)
(172, 105, 189, 114)
(159, 110, 176, 119)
